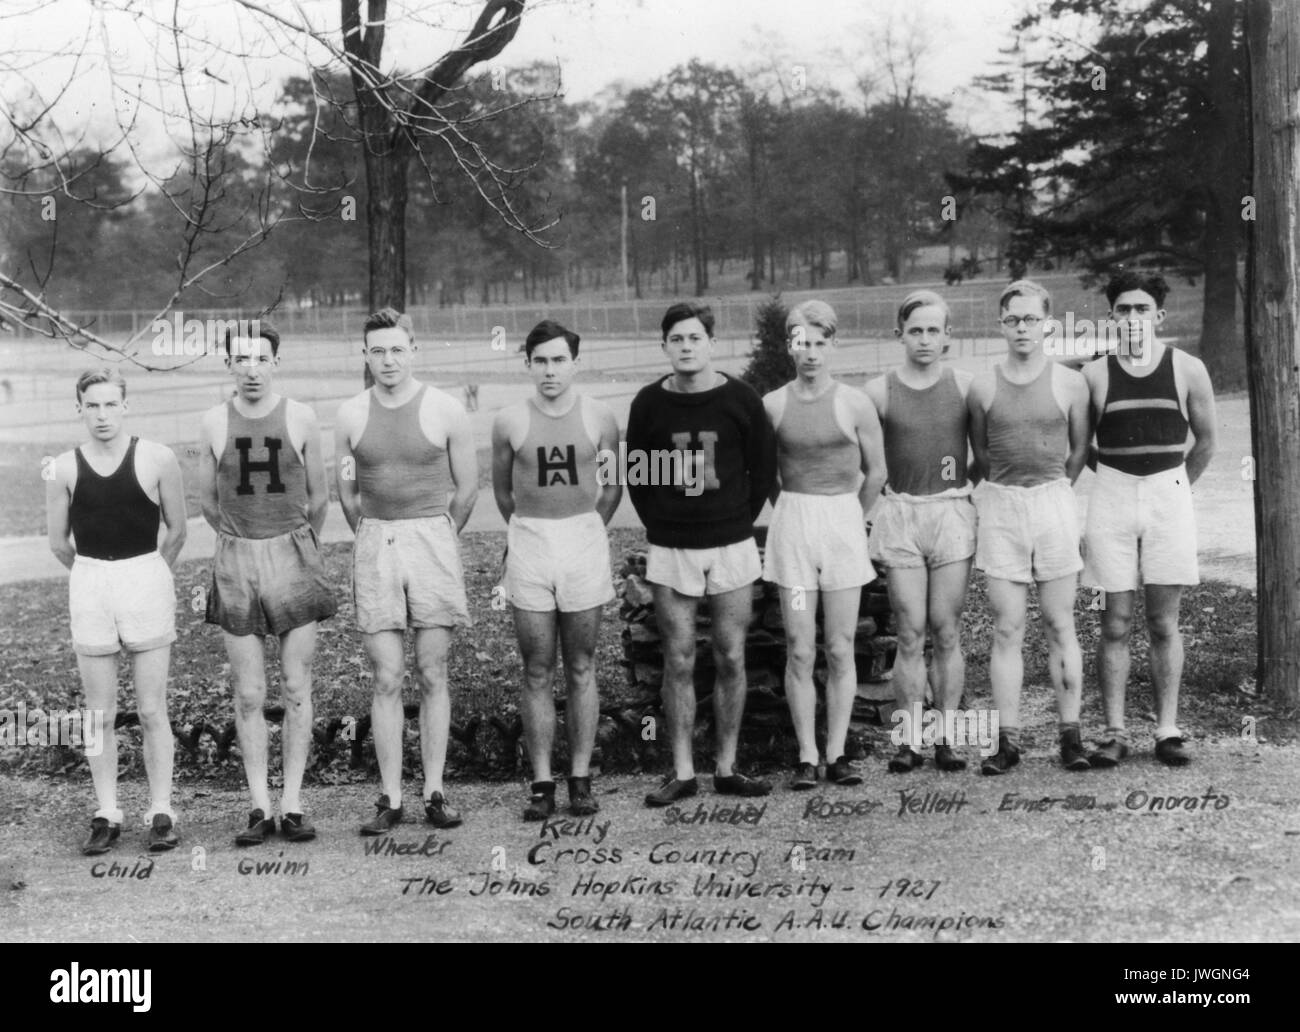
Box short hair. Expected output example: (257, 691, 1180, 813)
(223, 320, 280, 358)
(998, 279, 1052, 316)
(363, 307, 415, 344)
(524, 319, 580, 360)
(1105, 271, 1169, 308)
(660, 301, 715, 340)
(896, 289, 951, 329)
(787, 300, 838, 339)
(75, 368, 127, 402)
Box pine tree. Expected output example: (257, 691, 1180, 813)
(740, 295, 794, 396)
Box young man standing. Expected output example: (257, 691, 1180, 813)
(627, 301, 778, 807)
(198, 324, 336, 845)
(865, 290, 978, 773)
(491, 320, 622, 820)
(763, 300, 885, 789)
(968, 280, 1091, 774)
(1082, 273, 1217, 767)
(336, 308, 478, 833)
(46, 369, 187, 854)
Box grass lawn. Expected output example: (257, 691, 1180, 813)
(0, 524, 1285, 791)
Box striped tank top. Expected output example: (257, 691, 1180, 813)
(987, 363, 1068, 487)
(512, 396, 598, 519)
(353, 385, 453, 519)
(775, 381, 861, 495)
(882, 369, 969, 495)
(216, 397, 310, 538)
(1096, 349, 1189, 475)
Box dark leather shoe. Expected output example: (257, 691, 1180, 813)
(360, 795, 403, 836)
(424, 792, 463, 829)
(645, 775, 698, 807)
(826, 757, 864, 786)
(236, 809, 277, 846)
(713, 772, 772, 797)
(1155, 736, 1191, 767)
(1060, 729, 1091, 772)
(567, 776, 599, 817)
(82, 817, 120, 856)
(888, 746, 925, 773)
(788, 762, 819, 791)
(1088, 739, 1130, 768)
(524, 781, 557, 821)
(934, 744, 968, 772)
(280, 813, 316, 843)
(148, 814, 179, 852)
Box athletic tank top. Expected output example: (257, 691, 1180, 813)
(216, 397, 310, 538)
(353, 385, 452, 519)
(776, 382, 861, 495)
(987, 364, 1068, 487)
(512, 396, 598, 519)
(882, 369, 969, 495)
(1096, 349, 1189, 476)
(70, 437, 159, 560)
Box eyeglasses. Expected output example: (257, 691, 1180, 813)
(1001, 315, 1042, 328)
(366, 346, 411, 359)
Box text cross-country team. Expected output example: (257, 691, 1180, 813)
(45, 271, 1216, 856)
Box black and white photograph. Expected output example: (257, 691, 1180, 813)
(0, 0, 1296, 973)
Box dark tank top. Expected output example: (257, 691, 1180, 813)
(216, 397, 310, 538)
(882, 369, 969, 495)
(70, 437, 159, 560)
(1096, 348, 1189, 476)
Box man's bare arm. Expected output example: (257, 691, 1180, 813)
(335, 404, 363, 534)
(445, 406, 479, 533)
(155, 446, 188, 567)
(45, 454, 75, 570)
(594, 404, 623, 525)
(490, 410, 516, 525)
(1183, 357, 1218, 484)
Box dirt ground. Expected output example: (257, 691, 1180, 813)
(3, 739, 1298, 943)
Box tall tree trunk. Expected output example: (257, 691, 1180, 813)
(1201, 0, 1248, 390)
(1246, 0, 1300, 705)
(364, 152, 408, 311)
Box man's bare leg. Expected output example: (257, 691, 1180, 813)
(413, 627, 453, 801)
(885, 565, 929, 768)
(651, 584, 701, 783)
(225, 631, 272, 814)
(514, 607, 558, 784)
(558, 606, 602, 779)
(708, 584, 752, 779)
(778, 585, 821, 768)
(278, 622, 318, 816)
(78, 653, 122, 821)
(132, 645, 174, 820)
(982, 576, 1027, 773)
(364, 630, 407, 807)
(1146, 583, 1189, 765)
(821, 586, 862, 768)
(1038, 573, 1088, 770)
(1091, 589, 1134, 767)
(928, 558, 971, 768)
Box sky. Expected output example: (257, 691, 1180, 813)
(1, 0, 1037, 163)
